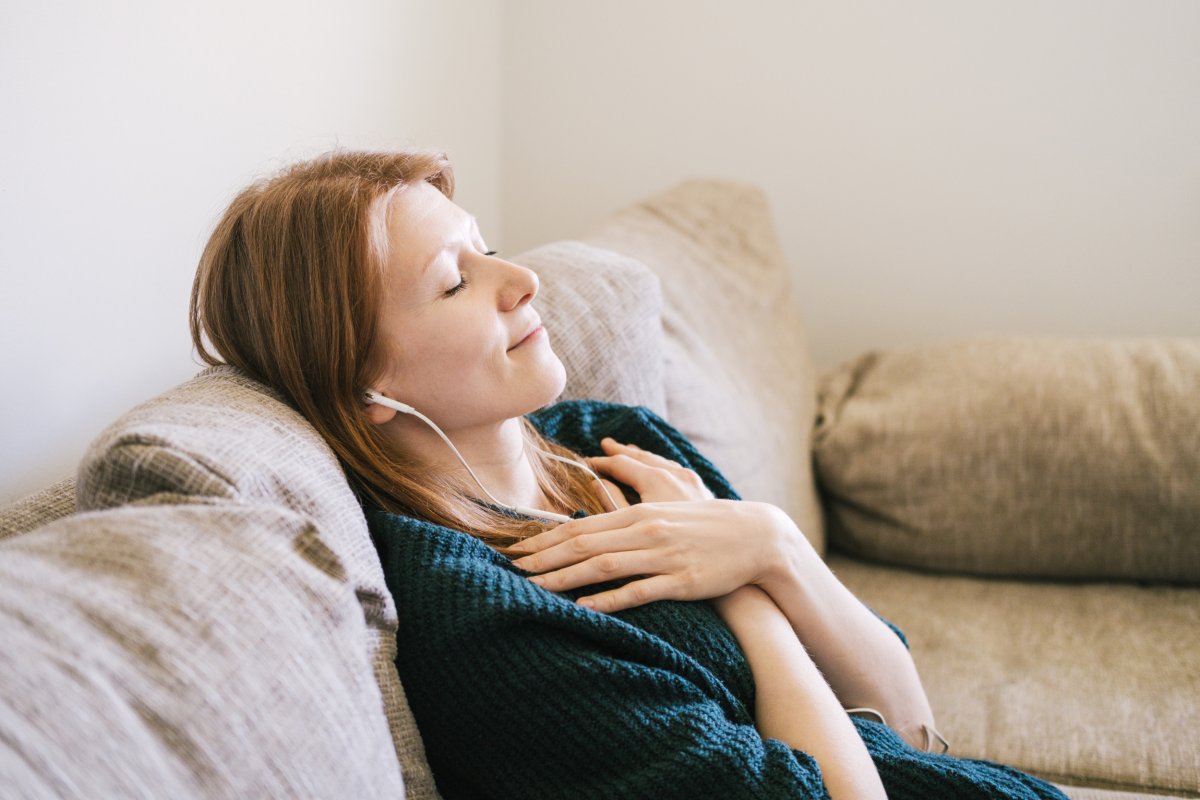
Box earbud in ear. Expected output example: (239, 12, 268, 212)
(358, 388, 587, 524)
(363, 390, 416, 415)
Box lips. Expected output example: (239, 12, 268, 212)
(509, 320, 544, 351)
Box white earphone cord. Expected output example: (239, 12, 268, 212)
(363, 392, 618, 523)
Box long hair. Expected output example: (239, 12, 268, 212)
(189, 149, 607, 554)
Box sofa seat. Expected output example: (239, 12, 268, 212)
(828, 553, 1200, 798)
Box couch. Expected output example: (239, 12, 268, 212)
(1, 180, 1196, 799)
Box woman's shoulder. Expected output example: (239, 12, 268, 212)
(365, 504, 550, 624)
(528, 398, 741, 502)
(365, 503, 603, 606)
(525, 399, 666, 442)
(365, 504, 495, 565)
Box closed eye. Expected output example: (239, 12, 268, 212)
(443, 251, 496, 297)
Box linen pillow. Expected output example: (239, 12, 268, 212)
(0, 497, 405, 799)
(75, 366, 440, 799)
(583, 180, 826, 553)
(0, 476, 75, 542)
(813, 336, 1200, 582)
(511, 239, 667, 418)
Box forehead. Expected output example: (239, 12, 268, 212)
(384, 181, 477, 281)
(384, 182, 474, 273)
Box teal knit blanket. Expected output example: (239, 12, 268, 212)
(366, 399, 1068, 799)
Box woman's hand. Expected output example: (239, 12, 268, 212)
(586, 437, 715, 504)
(509, 497, 799, 613)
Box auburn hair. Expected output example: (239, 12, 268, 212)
(189, 149, 608, 554)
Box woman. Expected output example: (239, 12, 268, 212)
(189, 149, 1066, 800)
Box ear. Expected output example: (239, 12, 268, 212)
(363, 392, 399, 426)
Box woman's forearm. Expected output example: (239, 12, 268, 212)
(757, 510, 937, 748)
(712, 586, 886, 800)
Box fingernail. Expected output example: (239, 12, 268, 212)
(529, 576, 546, 586)
(578, 598, 595, 609)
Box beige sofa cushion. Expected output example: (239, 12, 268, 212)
(0, 498, 405, 799)
(830, 554, 1200, 797)
(583, 180, 826, 553)
(0, 477, 75, 542)
(1062, 789, 1195, 800)
(513, 239, 667, 417)
(814, 336, 1200, 582)
(75, 366, 440, 799)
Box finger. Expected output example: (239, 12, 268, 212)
(601, 438, 684, 469)
(512, 516, 659, 573)
(587, 454, 684, 496)
(601, 437, 643, 454)
(525, 547, 666, 594)
(576, 574, 684, 613)
(512, 502, 659, 557)
(593, 477, 629, 512)
(588, 454, 668, 481)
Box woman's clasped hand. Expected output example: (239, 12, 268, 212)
(509, 437, 802, 613)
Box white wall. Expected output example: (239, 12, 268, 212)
(0, 0, 502, 503)
(501, 0, 1200, 369)
(5, 1, 1200, 504)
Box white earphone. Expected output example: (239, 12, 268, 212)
(362, 390, 618, 523)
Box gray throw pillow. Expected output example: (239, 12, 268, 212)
(814, 335, 1200, 582)
(513, 239, 667, 418)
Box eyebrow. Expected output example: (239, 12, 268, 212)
(421, 215, 481, 278)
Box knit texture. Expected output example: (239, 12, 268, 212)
(367, 399, 1068, 799)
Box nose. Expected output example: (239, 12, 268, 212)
(500, 261, 539, 311)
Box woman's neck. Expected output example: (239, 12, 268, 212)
(384, 414, 557, 513)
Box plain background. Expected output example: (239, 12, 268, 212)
(3, 0, 1198, 502)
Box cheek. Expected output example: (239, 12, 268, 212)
(394, 310, 500, 388)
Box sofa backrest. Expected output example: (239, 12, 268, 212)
(584, 180, 826, 553)
(517, 239, 668, 418)
(0, 495, 405, 799)
(0, 477, 75, 543)
(72, 364, 438, 797)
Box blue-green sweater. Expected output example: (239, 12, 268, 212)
(366, 400, 1067, 799)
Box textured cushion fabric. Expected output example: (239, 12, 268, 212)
(1060, 789, 1194, 800)
(75, 366, 439, 799)
(583, 180, 826, 554)
(0, 477, 75, 542)
(814, 336, 1200, 582)
(0, 497, 405, 799)
(828, 553, 1200, 797)
(1061, 791, 1195, 800)
(511, 239, 668, 418)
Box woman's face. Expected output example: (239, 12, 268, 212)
(369, 181, 566, 431)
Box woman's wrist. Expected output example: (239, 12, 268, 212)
(751, 504, 820, 595)
(750, 509, 940, 750)
(709, 583, 775, 622)
(713, 583, 887, 799)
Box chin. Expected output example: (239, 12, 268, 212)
(530, 353, 568, 410)
(516, 350, 566, 412)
